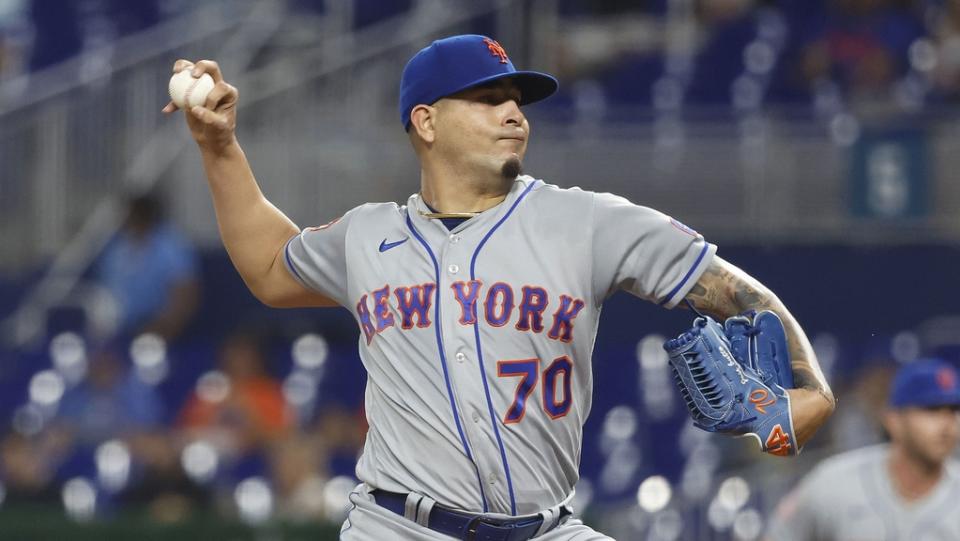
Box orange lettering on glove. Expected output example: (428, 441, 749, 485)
(765, 424, 792, 456)
(748, 388, 775, 414)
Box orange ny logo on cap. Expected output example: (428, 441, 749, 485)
(483, 37, 509, 64)
(936, 368, 957, 391)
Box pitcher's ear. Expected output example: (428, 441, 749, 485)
(409, 105, 437, 143)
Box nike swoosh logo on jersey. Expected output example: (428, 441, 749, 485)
(379, 238, 409, 252)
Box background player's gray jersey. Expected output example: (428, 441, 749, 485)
(284, 175, 715, 515)
(767, 444, 960, 541)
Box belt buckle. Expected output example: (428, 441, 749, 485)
(465, 515, 521, 541)
(464, 515, 482, 541)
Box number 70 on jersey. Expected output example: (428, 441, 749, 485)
(497, 356, 573, 423)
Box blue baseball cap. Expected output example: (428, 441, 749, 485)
(399, 34, 558, 129)
(889, 358, 960, 409)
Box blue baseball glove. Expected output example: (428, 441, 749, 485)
(724, 310, 795, 390)
(663, 311, 797, 456)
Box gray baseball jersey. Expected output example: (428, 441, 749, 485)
(767, 444, 960, 541)
(284, 175, 715, 516)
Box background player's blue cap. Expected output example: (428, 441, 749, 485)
(399, 34, 559, 130)
(888, 358, 960, 409)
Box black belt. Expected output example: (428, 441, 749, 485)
(371, 489, 568, 541)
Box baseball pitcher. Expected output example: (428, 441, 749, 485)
(165, 34, 836, 540)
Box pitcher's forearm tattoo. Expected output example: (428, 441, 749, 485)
(685, 258, 835, 405)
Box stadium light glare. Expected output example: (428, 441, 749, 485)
(292, 333, 329, 371)
(733, 508, 764, 540)
(637, 475, 671, 513)
(570, 477, 593, 518)
(235, 477, 273, 524)
(62, 477, 96, 522)
(131, 333, 169, 385)
(322, 476, 358, 522)
(182, 440, 219, 484)
(95, 440, 131, 493)
(602, 405, 637, 442)
(12, 403, 45, 436)
(29, 370, 65, 407)
(637, 335, 668, 370)
(196, 371, 230, 403)
(708, 496, 736, 531)
(717, 476, 751, 511)
(650, 508, 683, 541)
(283, 370, 318, 407)
(50, 332, 87, 386)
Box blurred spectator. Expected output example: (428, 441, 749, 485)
(0, 427, 72, 504)
(267, 406, 366, 521)
(57, 343, 165, 446)
(927, 0, 960, 101)
(1, 342, 172, 507)
(55, 343, 182, 501)
(178, 333, 293, 459)
(0, 0, 26, 80)
(796, 0, 925, 107)
(269, 434, 328, 521)
(312, 405, 366, 477)
(95, 193, 199, 342)
(766, 358, 960, 540)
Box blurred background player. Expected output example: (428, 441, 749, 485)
(766, 358, 960, 541)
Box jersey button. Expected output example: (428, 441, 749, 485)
(449, 234, 460, 244)
(455, 352, 466, 363)
(472, 411, 480, 423)
(488, 473, 498, 485)
(448, 264, 459, 274)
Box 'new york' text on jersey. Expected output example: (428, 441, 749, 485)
(284, 176, 716, 516)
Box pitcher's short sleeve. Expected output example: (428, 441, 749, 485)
(283, 207, 360, 307)
(591, 192, 715, 307)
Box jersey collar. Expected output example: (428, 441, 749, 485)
(406, 175, 539, 237)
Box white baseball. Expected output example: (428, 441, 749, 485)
(168, 69, 215, 109)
